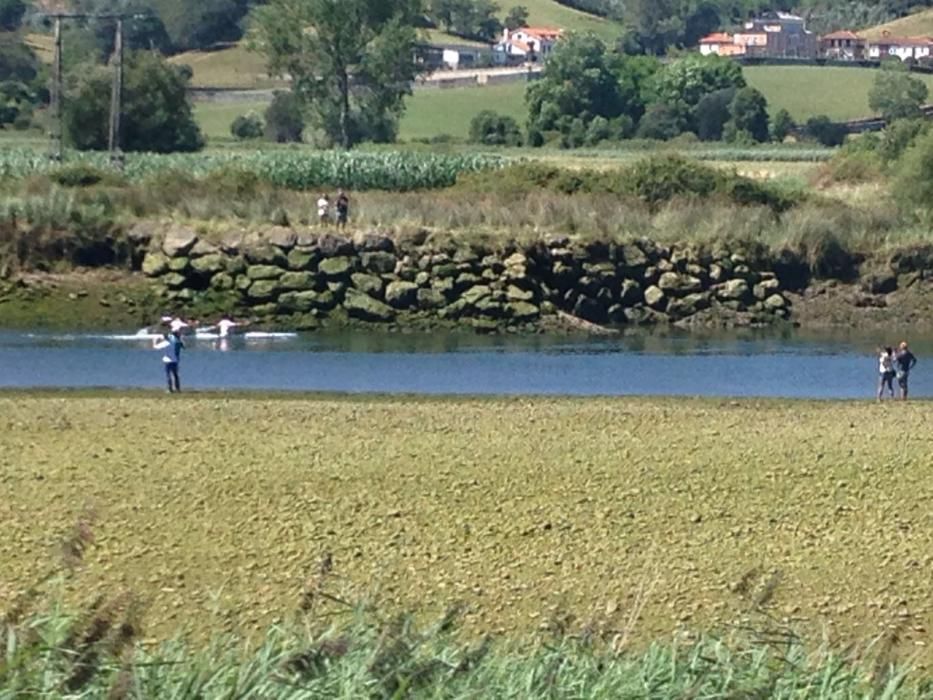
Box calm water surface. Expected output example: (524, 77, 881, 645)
(0, 328, 930, 399)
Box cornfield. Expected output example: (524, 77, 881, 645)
(0, 149, 507, 191)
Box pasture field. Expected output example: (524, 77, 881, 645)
(3, 393, 933, 666)
(862, 10, 933, 40)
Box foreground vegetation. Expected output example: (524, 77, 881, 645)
(3, 394, 933, 665)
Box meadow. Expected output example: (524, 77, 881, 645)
(3, 392, 933, 671)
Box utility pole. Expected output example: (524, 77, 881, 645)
(50, 15, 63, 162)
(108, 17, 124, 169)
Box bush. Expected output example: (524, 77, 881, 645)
(264, 91, 304, 144)
(64, 52, 203, 153)
(727, 87, 769, 143)
(230, 113, 264, 140)
(468, 110, 523, 147)
(695, 88, 736, 142)
(49, 164, 123, 188)
(622, 155, 719, 206)
(636, 103, 686, 141)
(804, 115, 847, 148)
(894, 129, 933, 216)
(823, 148, 883, 184)
(878, 119, 930, 163)
(770, 109, 795, 143)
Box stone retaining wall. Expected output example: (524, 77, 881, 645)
(139, 224, 796, 331)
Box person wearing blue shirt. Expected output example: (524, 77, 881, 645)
(153, 331, 185, 393)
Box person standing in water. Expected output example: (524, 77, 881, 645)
(878, 346, 895, 401)
(335, 190, 350, 230)
(153, 329, 185, 393)
(894, 341, 918, 400)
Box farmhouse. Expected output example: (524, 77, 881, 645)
(494, 27, 563, 64)
(698, 12, 817, 58)
(867, 33, 933, 62)
(821, 30, 866, 60)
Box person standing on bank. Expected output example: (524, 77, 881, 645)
(335, 189, 350, 230)
(317, 193, 330, 225)
(153, 329, 185, 393)
(878, 346, 896, 401)
(894, 341, 918, 400)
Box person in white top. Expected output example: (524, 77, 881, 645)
(317, 194, 331, 224)
(878, 346, 895, 401)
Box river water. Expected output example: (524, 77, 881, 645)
(0, 328, 929, 399)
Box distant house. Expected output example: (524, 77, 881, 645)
(821, 30, 866, 60)
(416, 43, 491, 71)
(699, 11, 817, 59)
(494, 27, 563, 65)
(867, 33, 933, 62)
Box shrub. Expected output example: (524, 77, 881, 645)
(822, 149, 883, 184)
(695, 88, 736, 142)
(636, 103, 686, 141)
(803, 115, 847, 147)
(770, 109, 795, 143)
(621, 155, 719, 206)
(230, 113, 264, 140)
(264, 91, 304, 144)
(468, 110, 523, 147)
(894, 129, 933, 217)
(727, 87, 769, 143)
(878, 118, 930, 163)
(49, 164, 123, 188)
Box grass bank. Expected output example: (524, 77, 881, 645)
(3, 393, 933, 668)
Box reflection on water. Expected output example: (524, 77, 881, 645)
(0, 327, 930, 399)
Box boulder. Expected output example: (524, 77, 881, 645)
(861, 272, 898, 296)
(211, 273, 235, 291)
(708, 263, 726, 284)
(244, 242, 287, 267)
(385, 280, 419, 309)
(619, 279, 643, 307)
(247, 279, 281, 301)
(319, 257, 353, 279)
(168, 257, 190, 274)
(462, 284, 492, 306)
(415, 271, 431, 287)
(142, 252, 169, 277)
(716, 278, 751, 302)
(753, 278, 781, 301)
(227, 257, 248, 276)
(190, 254, 226, 276)
(432, 277, 456, 297)
(453, 247, 479, 264)
(220, 231, 246, 255)
(416, 288, 447, 309)
(504, 252, 527, 268)
(351, 272, 384, 296)
(235, 275, 253, 292)
(162, 226, 198, 257)
(764, 294, 787, 311)
(343, 289, 395, 322)
(644, 285, 666, 310)
(573, 295, 606, 323)
(247, 265, 285, 281)
(620, 243, 648, 269)
(162, 272, 187, 289)
(475, 296, 508, 318)
(287, 247, 320, 271)
(280, 271, 317, 291)
(278, 290, 319, 313)
(658, 271, 703, 296)
(455, 272, 482, 293)
(264, 226, 297, 250)
(506, 284, 534, 302)
(127, 221, 157, 247)
(433, 263, 459, 279)
(356, 232, 394, 253)
(318, 234, 354, 257)
(361, 251, 397, 274)
(667, 292, 710, 318)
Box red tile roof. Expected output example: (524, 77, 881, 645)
(822, 30, 862, 41)
(700, 32, 733, 44)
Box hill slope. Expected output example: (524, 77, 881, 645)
(862, 10, 933, 39)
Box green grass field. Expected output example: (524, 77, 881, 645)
(512, 0, 623, 42)
(3, 393, 933, 667)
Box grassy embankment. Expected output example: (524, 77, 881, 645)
(862, 10, 933, 39)
(2, 393, 933, 693)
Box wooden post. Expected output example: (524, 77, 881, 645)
(108, 17, 124, 169)
(50, 16, 63, 161)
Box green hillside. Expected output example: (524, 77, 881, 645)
(515, 0, 624, 43)
(862, 10, 933, 39)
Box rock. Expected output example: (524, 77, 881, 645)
(667, 292, 710, 318)
(475, 296, 508, 318)
(716, 279, 751, 302)
(343, 289, 395, 322)
(127, 221, 157, 247)
(287, 247, 320, 271)
(507, 284, 534, 302)
(189, 239, 218, 258)
(453, 247, 479, 264)
(247, 265, 285, 281)
(644, 285, 666, 310)
(247, 280, 281, 301)
(351, 272, 384, 296)
(764, 294, 787, 311)
(190, 254, 226, 276)
(168, 257, 190, 273)
(416, 288, 446, 310)
(319, 257, 353, 279)
(708, 263, 726, 284)
(619, 279, 643, 307)
(278, 290, 319, 312)
(361, 251, 397, 274)
(433, 263, 459, 279)
(385, 280, 419, 309)
(861, 272, 898, 295)
(162, 226, 198, 257)
(162, 272, 187, 289)
(415, 271, 431, 287)
(252, 303, 278, 317)
(227, 257, 247, 276)
(211, 273, 235, 291)
(432, 277, 456, 297)
(621, 243, 648, 269)
(244, 242, 287, 267)
(753, 278, 781, 300)
(455, 272, 482, 292)
(357, 232, 395, 253)
(235, 275, 253, 292)
(470, 318, 501, 333)
(504, 252, 527, 268)
(658, 271, 703, 296)
(264, 226, 297, 250)
(573, 295, 606, 323)
(280, 271, 317, 291)
(462, 285, 492, 306)
(318, 234, 354, 257)
(142, 252, 169, 277)
(220, 231, 245, 255)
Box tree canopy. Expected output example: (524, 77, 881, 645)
(251, 0, 423, 149)
(869, 64, 929, 123)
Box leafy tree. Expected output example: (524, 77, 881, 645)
(868, 64, 929, 122)
(648, 54, 745, 132)
(153, 0, 253, 52)
(63, 51, 203, 152)
(770, 108, 795, 143)
(0, 33, 38, 84)
(431, 0, 502, 42)
(878, 118, 930, 163)
(264, 90, 305, 143)
(252, 0, 422, 149)
(636, 102, 687, 140)
(469, 110, 523, 146)
(695, 87, 735, 141)
(231, 112, 264, 139)
(527, 34, 648, 145)
(727, 87, 769, 143)
(894, 129, 933, 217)
(504, 4, 529, 31)
(0, 0, 25, 30)
(804, 115, 847, 147)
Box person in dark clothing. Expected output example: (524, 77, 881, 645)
(153, 330, 185, 393)
(894, 341, 918, 400)
(335, 190, 350, 230)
